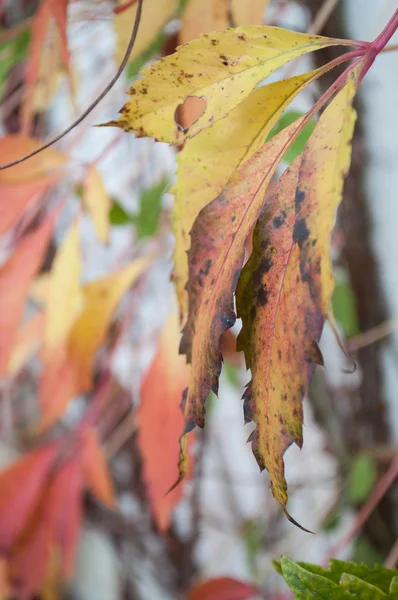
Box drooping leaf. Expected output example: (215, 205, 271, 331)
(186, 577, 259, 600)
(294, 67, 359, 322)
(172, 68, 323, 318)
(0, 444, 57, 553)
(83, 164, 111, 244)
(236, 160, 323, 514)
(81, 427, 116, 509)
(0, 212, 56, 376)
(138, 308, 191, 530)
(280, 557, 353, 600)
(67, 258, 149, 391)
(114, 0, 177, 64)
(179, 121, 303, 479)
(111, 27, 347, 144)
(230, 0, 269, 25)
(43, 218, 84, 355)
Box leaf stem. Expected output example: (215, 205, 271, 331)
(359, 8, 398, 83)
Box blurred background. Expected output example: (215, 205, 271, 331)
(0, 0, 397, 598)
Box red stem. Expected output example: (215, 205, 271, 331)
(114, 0, 138, 14)
(359, 8, 398, 83)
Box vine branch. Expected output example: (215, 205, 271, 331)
(0, 0, 144, 170)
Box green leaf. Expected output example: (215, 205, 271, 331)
(332, 279, 360, 337)
(135, 176, 168, 240)
(0, 27, 30, 94)
(126, 32, 166, 79)
(267, 109, 316, 164)
(242, 520, 263, 577)
(351, 540, 384, 570)
(390, 577, 398, 599)
(280, 557, 353, 600)
(340, 573, 387, 600)
(347, 454, 376, 505)
(109, 199, 133, 226)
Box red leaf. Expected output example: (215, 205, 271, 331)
(138, 309, 192, 531)
(187, 578, 259, 600)
(0, 444, 57, 553)
(81, 427, 116, 509)
(0, 212, 56, 376)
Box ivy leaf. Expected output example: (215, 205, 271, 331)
(111, 27, 347, 144)
(340, 574, 387, 600)
(280, 557, 353, 600)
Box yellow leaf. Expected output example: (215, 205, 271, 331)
(236, 160, 323, 517)
(68, 258, 149, 391)
(30, 274, 50, 306)
(172, 68, 323, 319)
(180, 0, 229, 44)
(8, 312, 45, 376)
(230, 0, 269, 25)
(83, 164, 111, 244)
(44, 219, 84, 355)
(114, 0, 177, 64)
(294, 67, 359, 321)
(111, 26, 348, 144)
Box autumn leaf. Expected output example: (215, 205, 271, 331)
(236, 160, 324, 517)
(111, 27, 349, 144)
(0, 135, 67, 235)
(138, 308, 191, 530)
(114, 0, 177, 64)
(8, 312, 45, 376)
(0, 444, 57, 553)
(172, 68, 325, 318)
(186, 577, 259, 600)
(68, 258, 149, 391)
(0, 212, 56, 376)
(81, 427, 116, 509)
(178, 122, 303, 480)
(294, 67, 359, 323)
(230, 0, 269, 26)
(43, 218, 84, 355)
(83, 164, 111, 244)
(180, 0, 229, 45)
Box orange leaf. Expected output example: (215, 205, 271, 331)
(0, 444, 57, 553)
(8, 312, 45, 376)
(81, 427, 116, 509)
(187, 577, 259, 600)
(138, 309, 191, 530)
(0, 212, 56, 376)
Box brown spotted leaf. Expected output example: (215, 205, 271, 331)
(236, 160, 324, 516)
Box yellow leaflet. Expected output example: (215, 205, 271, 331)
(230, 0, 269, 25)
(68, 258, 149, 391)
(294, 66, 359, 320)
(172, 68, 323, 319)
(114, 0, 177, 64)
(111, 26, 344, 144)
(180, 0, 229, 44)
(44, 219, 84, 355)
(83, 164, 111, 244)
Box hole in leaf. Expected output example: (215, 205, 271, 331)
(175, 96, 207, 132)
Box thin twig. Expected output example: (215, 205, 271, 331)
(385, 538, 398, 569)
(0, 0, 144, 170)
(329, 454, 398, 558)
(114, 0, 138, 15)
(347, 317, 398, 352)
(308, 0, 340, 35)
(381, 43, 398, 53)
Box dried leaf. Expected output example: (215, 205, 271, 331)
(82, 427, 116, 509)
(68, 258, 149, 391)
(112, 27, 344, 144)
(44, 218, 84, 355)
(83, 164, 111, 244)
(236, 160, 323, 513)
(295, 67, 359, 321)
(0, 212, 56, 376)
(230, 0, 269, 25)
(114, 0, 177, 64)
(172, 69, 323, 318)
(138, 309, 191, 530)
(186, 577, 259, 600)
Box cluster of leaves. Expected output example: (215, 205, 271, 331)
(111, 3, 398, 527)
(277, 557, 398, 599)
